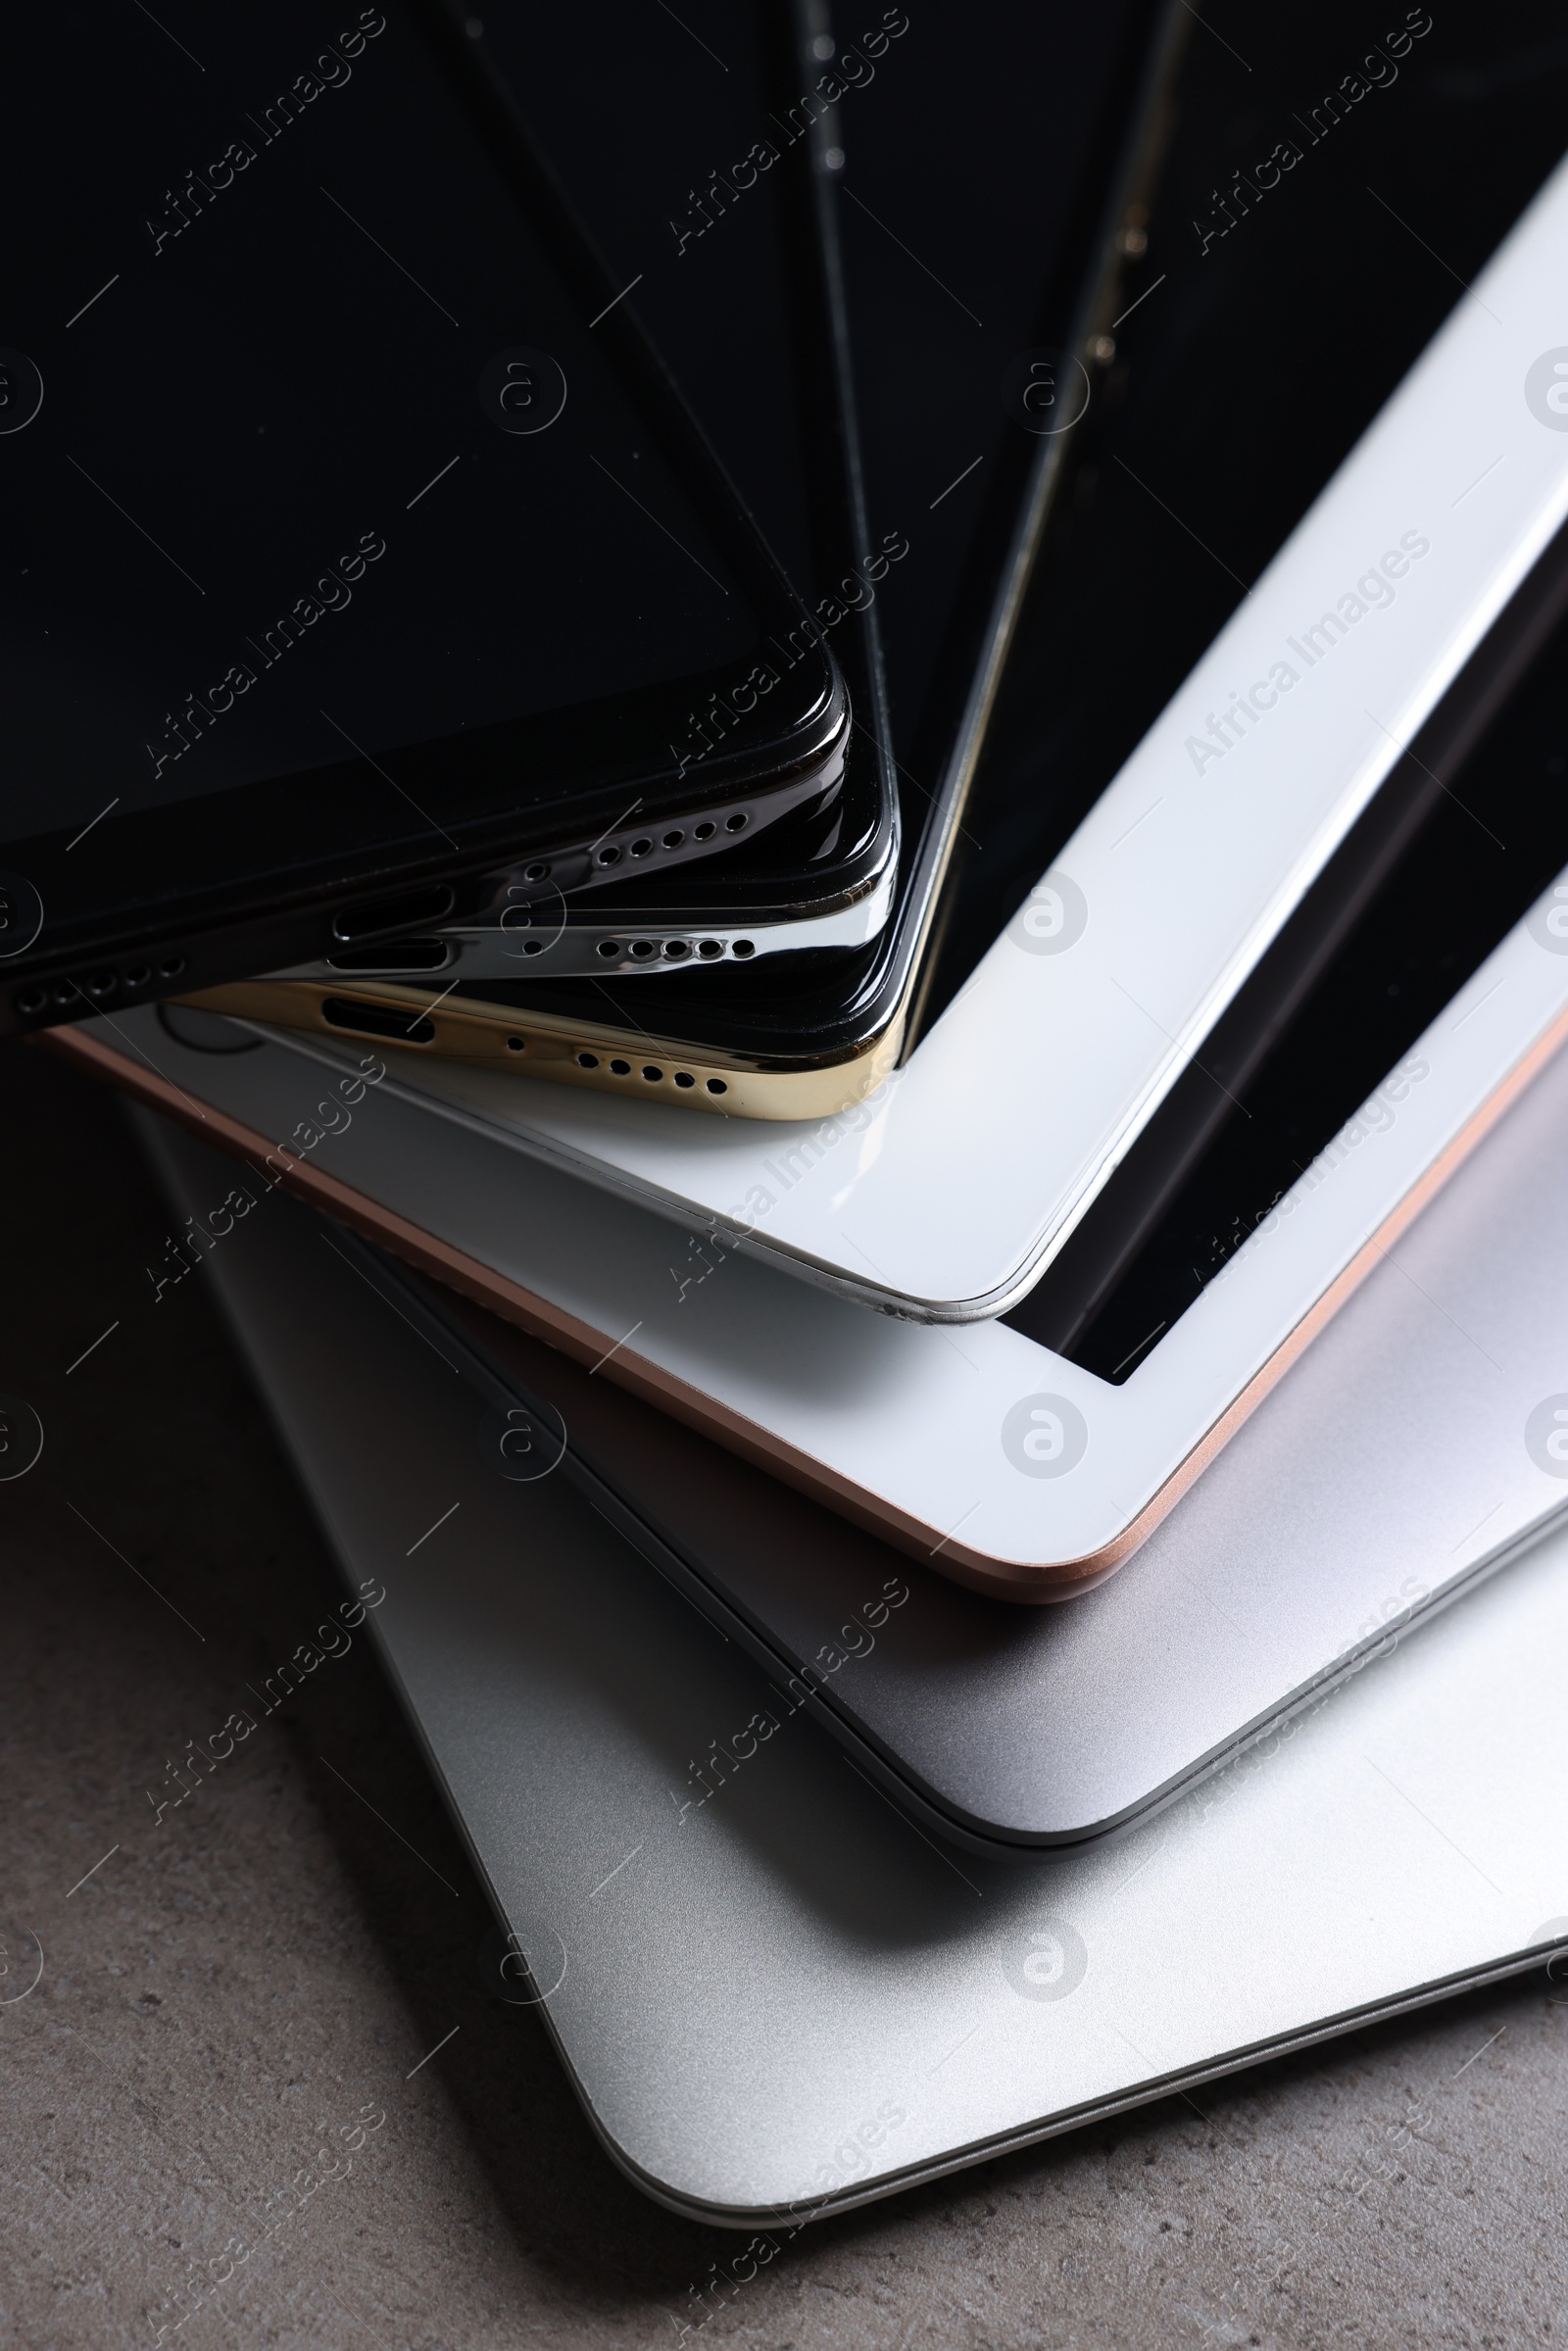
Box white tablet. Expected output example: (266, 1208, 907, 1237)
(54, 854, 1568, 1597)
(186, 153, 1568, 1322)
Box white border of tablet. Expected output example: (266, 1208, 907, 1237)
(66, 862, 1568, 1595)
(278, 153, 1568, 1323)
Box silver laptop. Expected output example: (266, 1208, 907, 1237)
(136, 1110, 1568, 2226)
(133, 998, 1568, 1856)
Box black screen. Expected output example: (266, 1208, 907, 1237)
(0, 1, 764, 851)
(1026, 575, 1568, 1379)
(466, 0, 1166, 1050)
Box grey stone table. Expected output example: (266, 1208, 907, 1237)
(3, 1043, 1564, 2350)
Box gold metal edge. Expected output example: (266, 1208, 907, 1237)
(178, 979, 904, 1121)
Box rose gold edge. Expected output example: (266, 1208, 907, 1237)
(45, 1003, 1568, 1607)
(930, 996, 1568, 1602)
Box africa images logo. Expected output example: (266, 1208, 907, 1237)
(1525, 1396, 1568, 1480)
(1002, 1394, 1089, 1479)
(1183, 532, 1431, 778)
(1003, 1917, 1089, 2002)
(1524, 348, 1568, 432)
(1007, 871, 1089, 956)
(1527, 878, 1568, 953)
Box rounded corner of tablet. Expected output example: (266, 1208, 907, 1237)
(908, 1531, 1140, 1607)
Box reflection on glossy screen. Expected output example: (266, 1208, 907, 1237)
(0, 3, 760, 837)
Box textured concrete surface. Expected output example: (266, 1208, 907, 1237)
(3, 1040, 1566, 2350)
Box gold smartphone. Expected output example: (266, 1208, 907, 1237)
(177, 975, 903, 1121)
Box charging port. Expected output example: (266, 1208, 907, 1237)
(331, 884, 456, 945)
(320, 996, 437, 1045)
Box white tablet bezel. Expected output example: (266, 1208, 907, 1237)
(53, 860, 1568, 1599)
(187, 152, 1568, 1325)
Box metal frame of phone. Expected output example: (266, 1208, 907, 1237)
(267, 841, 899, 985)
(184, 155, 1568, 1314)
(48, 857, 1568, 1598)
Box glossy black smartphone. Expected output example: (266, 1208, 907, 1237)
(0, 0, 843, 1036)
(239, 0, 901, 1001)
(437, 0, 1183, 1082)
(458, 0, 903, 964)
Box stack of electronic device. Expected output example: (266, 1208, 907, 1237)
(14, 0, 1568, 2225)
